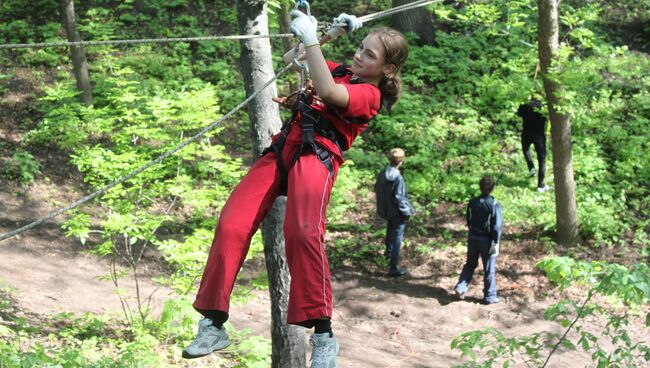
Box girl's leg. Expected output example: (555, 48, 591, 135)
(283, 149, 340, 325)
(193, 153, 281, 315)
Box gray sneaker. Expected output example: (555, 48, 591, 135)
(310, 332, 339, 368)
(529, 168, 536, 177)
(182, 318, 231, 359)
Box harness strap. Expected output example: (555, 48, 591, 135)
(260, 64, 368, 195)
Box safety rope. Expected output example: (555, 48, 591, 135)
(0, 64, 292, 242)
(0, 0, 442, 242)
(0, 34, 294, 50)
(357, 0, 440, 23)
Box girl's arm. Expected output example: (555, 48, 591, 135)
(303, 45, 349, 109)
(288, 10, 350, 109)
(281, 45, 349, 108)
(282, 44, 306, 73)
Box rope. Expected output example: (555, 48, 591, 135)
(0, 0, 442, 242)
(0, 64, 292, 242)
(0, 34, 295, 50)
(358, 0, 441, 23)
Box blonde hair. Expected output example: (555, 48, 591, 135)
(388, 148, 406, 166)
(367, 27, 409, 112)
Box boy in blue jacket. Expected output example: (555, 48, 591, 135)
(375, 148, 414, 277)
(454, 175, 503, 304)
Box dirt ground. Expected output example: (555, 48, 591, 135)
(3, 182, 648, 368)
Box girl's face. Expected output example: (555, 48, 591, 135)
(350, 34, 396, 85)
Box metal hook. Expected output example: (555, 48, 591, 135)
(292, 43, 308, 92)
(294, 0, 311, 17)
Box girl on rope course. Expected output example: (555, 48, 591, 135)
(183, 7, 409, 368)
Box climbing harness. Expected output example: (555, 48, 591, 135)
(265, 62, 370, 196)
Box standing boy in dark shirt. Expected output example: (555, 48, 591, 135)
(517, 99, 550, 192)
(454, 175, 503, 304)
(375, 148, 414, 277)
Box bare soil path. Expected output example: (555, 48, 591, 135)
(0, 184, 605, 367)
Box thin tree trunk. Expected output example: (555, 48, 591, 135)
(391, 0, 435, 45)
(261, 196, 308, 368)
(537, 0, 580, 246)
(58, 0, 93, 106)
(236, 1, 306, 366)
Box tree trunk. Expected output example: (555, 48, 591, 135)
(58, 0, 93, 106)
(391, 0, 435, 45)
(261, 197, 308, 368)
(236, 1, 306, 367)
(537, 0, 580, 246)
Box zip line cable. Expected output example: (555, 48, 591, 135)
(0, 34, 295, 50)
(0, 0, 442, 243)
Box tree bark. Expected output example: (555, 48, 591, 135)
(261, 197, 307, 368)
(236, 1, 306, 367)
(537, 0, 580, 246)
(58, 0, 93, 106)
(391, 0, 435, 45)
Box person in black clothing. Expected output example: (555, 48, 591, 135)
(454, 175, 503, 304)
(517, 99, 550, 192)
(375, 148, 414, 277)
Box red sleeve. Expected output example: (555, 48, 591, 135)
(340, 83, 381, 121)
(326, 60, 340, 73)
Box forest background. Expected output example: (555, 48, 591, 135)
(0, 0, 648, 367)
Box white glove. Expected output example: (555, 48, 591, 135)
(333, 13, 362, 33)
(489, 242, 499, 256)
(290, 9, 319, 47)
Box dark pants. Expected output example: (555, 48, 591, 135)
(454, 235, 498, 302)
(385, 219, 406, 273)
(522, 133, 547, 188)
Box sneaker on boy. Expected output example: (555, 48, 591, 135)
(310, 332, 340, 368)
(182, 318, 231, 359)
(454, 288, 465, 300)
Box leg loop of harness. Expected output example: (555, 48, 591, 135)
(261, 92, 337, 196)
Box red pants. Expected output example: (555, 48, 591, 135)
(193, 144, 340, 324)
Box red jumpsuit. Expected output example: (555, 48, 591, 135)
(193, 61, 381, 324)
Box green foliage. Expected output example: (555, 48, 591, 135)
(229, 327, 272, 368)
(0, 149, 41, 184)
(0, 311, 162, 368)
(451, 327, 551, 367)
(452, 257, 650, 367)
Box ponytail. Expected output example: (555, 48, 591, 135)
(368, 27, 409, 113)
(379, 75, 401, 113)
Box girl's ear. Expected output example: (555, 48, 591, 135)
(382, 63, 396, 77)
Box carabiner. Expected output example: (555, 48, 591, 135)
(292, 43, 308, 92)
(294, 0, 311, 17)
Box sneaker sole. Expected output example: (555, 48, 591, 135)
(182, 340, 231, 359)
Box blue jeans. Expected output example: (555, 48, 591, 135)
(385, 219, 406, 272)
(454, 235, 498, 301)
